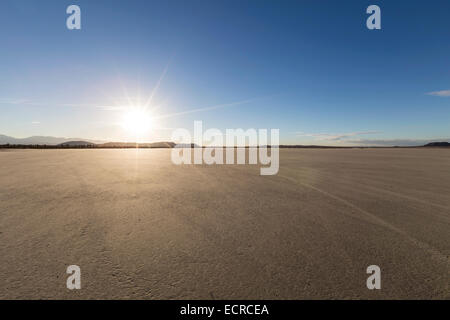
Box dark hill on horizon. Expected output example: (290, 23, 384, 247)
(99, 142, 175, 148)
(59, 141, 96, 147)
(423, 142, 450, 147)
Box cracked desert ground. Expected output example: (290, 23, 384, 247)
(0, 148, 449, 299)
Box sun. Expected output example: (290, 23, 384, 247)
(121, 108, 153, 137)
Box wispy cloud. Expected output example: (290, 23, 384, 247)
(0, 98, 130, 111)
(0, 99, 35, 105)
(294, 131, 381, 141)
(0, 98, 108, 108)
(427, 90, 450, 97)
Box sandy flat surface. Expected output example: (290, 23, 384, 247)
(0, 148, 449, 299)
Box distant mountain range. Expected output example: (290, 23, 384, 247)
(1, 134, 449, 148)
(0, 134, 104, 145)
(0, 134, 175, 148)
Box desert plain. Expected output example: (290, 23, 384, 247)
(0, 148, 449, 299)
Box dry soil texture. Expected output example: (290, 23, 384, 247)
(0, 149, 449, 299)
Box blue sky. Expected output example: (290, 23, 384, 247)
(0, 0, 449, 145)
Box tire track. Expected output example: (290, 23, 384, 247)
(279, 173, 450, 265)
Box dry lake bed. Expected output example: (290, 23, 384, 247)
(0, 148, 449, 299)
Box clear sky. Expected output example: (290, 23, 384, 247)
(1, 0, 449, 145)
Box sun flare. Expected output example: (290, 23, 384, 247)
(121, 108, 153, 136)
